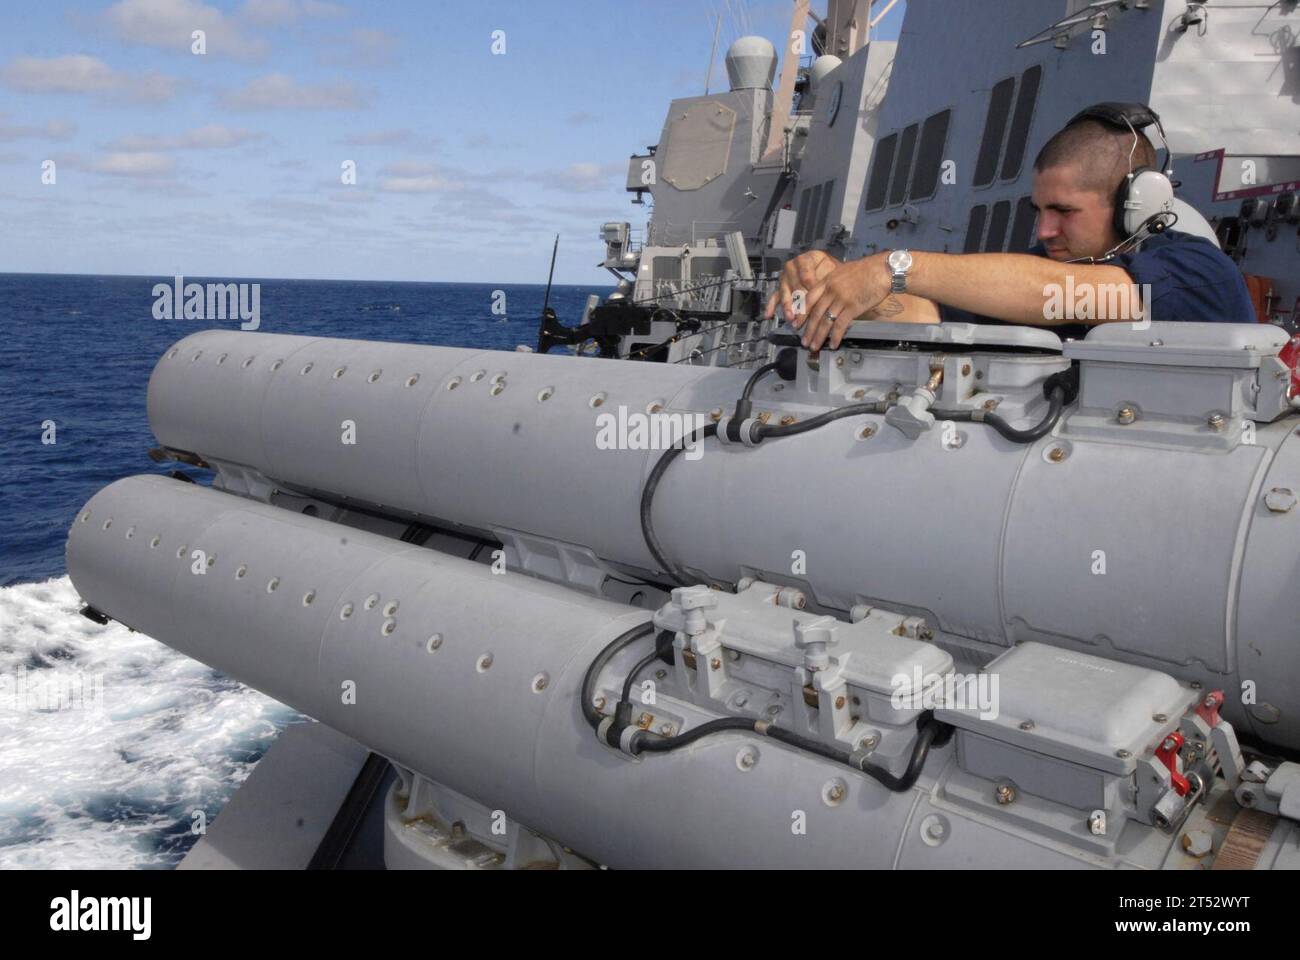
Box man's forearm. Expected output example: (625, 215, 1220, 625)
(901, 251, 1138, 326)
(864, 292, 942, 324)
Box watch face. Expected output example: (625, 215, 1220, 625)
(888, 250, 913, 271)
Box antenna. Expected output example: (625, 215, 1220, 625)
(541, 233, 559, 315)
(705, 13, 722, 94)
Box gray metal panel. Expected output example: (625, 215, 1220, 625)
(178, 722, 369, 870)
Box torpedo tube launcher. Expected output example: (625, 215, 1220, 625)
(68, 321, 1300, 869)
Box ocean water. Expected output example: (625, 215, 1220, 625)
(0, 273, 605, 868)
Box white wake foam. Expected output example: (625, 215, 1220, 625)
(0, 577, 297, 869)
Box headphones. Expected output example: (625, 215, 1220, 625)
(1065, 102, 1176, 242)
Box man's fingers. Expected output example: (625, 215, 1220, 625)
(801, 283, 832, 347)
(827, 302, 854, 349)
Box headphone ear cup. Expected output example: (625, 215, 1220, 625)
(1120, 168, 1175, 237)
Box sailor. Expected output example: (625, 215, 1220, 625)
(765, 102, 1256, 350)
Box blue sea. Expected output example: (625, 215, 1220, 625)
(0, 272, 605, 868)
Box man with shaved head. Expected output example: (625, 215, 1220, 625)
(765, 104, 1255, 349)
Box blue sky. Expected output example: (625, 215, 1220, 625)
(0, 0, 905, 283)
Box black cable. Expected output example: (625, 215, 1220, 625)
(633, 717, 760, 752)
(985, 387, 1065, 443)
(639, 422, 720, 587)
(580, 621, 655, 729)
(582, 609, 952, 793)
(621, 643, 667, 705)
(742, 361, 780, 402)
(943, 386, 1066, 444)
(753, 400, 890, 440)
(626, 699, 947, 793)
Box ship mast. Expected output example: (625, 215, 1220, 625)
(761, 1, 877, 162)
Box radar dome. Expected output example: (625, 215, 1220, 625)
(809, 55, 842, 94)
(725, 36, 777, 91)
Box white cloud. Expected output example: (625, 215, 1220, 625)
(105, 0, 270, 61)
(90, 152, 178, 177)
(320, 27, 400, 67)
(0, 115, 77, 142)
(535, 161, 625, 193)
(377, 161, 462, 193)
(337, 128, 439, 151)
(239, 0, 346, 26)
(220, 73, 364, 110)
(109, 124, 264, 151)
(0, 55, 180, 103)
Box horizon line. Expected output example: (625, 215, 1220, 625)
(0, 270, 606, 287)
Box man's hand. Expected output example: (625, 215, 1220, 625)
(800, 253, 891, 350)
(763, 250, 842, 326)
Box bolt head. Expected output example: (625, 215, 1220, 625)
(834, 695, 846, 709)
(709, 657, 721, 670)
(1153, 713, 1168, 723)
(1019, 720, 1035, 731)
(1116, 749, 1132, 759)
(1048, 447, 1067, 462)
(1207, 412, 1226, 430)
(1116, 406, 1137, 425)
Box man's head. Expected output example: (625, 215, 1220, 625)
(1031, 119, 1158, 261)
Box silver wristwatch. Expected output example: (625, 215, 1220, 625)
(887, 249, 913, 294)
